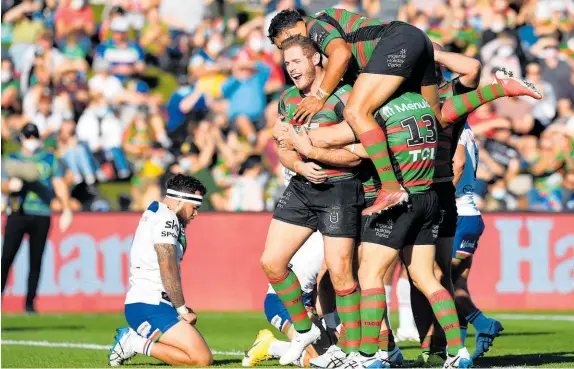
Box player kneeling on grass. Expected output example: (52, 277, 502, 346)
(109, 174, 212, 367)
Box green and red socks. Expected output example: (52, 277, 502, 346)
(335, 283, 361, 354)
(429, 290, 463, 355)
(269, 270, 312, 333)
(359, 288, 387, 356)
(441, 84, 505, 124)
(358, 129, 402, 190)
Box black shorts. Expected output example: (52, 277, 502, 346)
(433, 182, 458, 238)
(360, 191, 440, 249)
(363, 21, 436, 90)
(273, 176, 364, 238)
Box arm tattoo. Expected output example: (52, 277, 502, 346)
(154, 243, 185, 308)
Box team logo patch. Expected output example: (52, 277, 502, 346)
(270, 315, 282, 330)
(137, 321, 152, 338)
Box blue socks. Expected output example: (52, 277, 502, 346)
(466, 310, 490, 332)
(460, 326, 468, 344)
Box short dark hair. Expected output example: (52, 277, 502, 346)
(166, 174, 207, 197)
(268, 9, 304, 45)
(281, 35, 321, 58)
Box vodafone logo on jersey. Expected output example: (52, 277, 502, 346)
(1, 213, 573, 312)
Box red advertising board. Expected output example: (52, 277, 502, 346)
(2, 212, 573, 313)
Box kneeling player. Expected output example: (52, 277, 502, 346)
(261, 35, 365, 366)
(109, 175, 212, 366)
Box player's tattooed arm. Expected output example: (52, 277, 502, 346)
(154, 243, 185, 308)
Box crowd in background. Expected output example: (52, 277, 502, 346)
(1, 0, 573, 212)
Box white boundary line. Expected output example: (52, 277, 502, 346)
(1, 340, 244, 356)
(491, 314, 574, 322)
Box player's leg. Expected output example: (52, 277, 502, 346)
(452, 215, 503, 360)
(110, 303, 212, 366)
(441, 68, 542, 125)
(353, 241, 397, 368)
(261, 219, 314, 332)
(395, 264, 419, 342)
(262, 178, 318, 337)
(344, 74, 408, 215)
(382, 258, 398, 324)
(403, 191, 471, 368)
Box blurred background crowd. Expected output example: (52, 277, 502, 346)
(1, 0, 573, 213)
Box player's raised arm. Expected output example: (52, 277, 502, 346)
(434, 44, 481, 89)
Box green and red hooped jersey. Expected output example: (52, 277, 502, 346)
(306, 8, 388, 82)
(358, 160, 380, 200)
(278, 84, 358, 181)
(434, 77, 473, 181)
(375, 92, 438, 193)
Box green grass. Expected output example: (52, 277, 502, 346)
(2, 312, 574, 368)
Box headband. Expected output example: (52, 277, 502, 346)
(166, 189, 203, 206)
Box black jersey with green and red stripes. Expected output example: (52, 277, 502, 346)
(306, 8, 389, 82)
(278, 84, 358, 181)
(434, 77, 474, 181)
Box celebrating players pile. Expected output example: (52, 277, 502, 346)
(249, 7, 542, 369)
(106, 7, 543, 369)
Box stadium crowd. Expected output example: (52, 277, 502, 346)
(1, 0, 573, 212)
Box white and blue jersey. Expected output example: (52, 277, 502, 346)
(124, 201, 187, 341)
(454, 124, 485, 260)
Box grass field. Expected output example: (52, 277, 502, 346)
(2, 312, 574, 368)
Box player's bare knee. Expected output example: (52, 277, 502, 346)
(260, 254, 285, 279)
(343, 104, 363, 128)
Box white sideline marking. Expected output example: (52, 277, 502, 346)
(1, 340, 244, 356)
(492, 314, 574, 322)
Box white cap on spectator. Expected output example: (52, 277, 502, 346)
(111, 17, 129, 33)
(93, 58, 110, 72)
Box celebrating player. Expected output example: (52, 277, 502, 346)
(261, 35, 366, 366)
(244, 185, 337, 368)
(108, 174, 212, 367)
(268, 8, 442, 214)
(410, 46, 540, 365)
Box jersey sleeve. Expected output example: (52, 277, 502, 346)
(306, 17, 343, 53)
(278, 90, 288, 116)
(451, 77, 475, 96)
(458, 128, 469, 146)
(152, 213, 180, 246)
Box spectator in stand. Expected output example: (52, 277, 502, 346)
(30, 89, 62, 140)
(55, 66, 90, 119)
(76, 93, 130, 180)
(99, 5, 137, 42)
(54, 0, 95, 54)
(139, 4, 171, 69)
(123, 105, 162, 211)
(96, 17, 145, 85)
(532, 37, 573, 103)
(474, 124, 521, 210)
(212, 155, 266, 212)
(524, 61, 557, 127)
(523, 129, 567, 211)
(3, 0, 44, 70)
(57, 113, 102, 186)
(188, 31, 229, 99)
(1, 58, 23, 138)
(221, 58, 270, 145)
